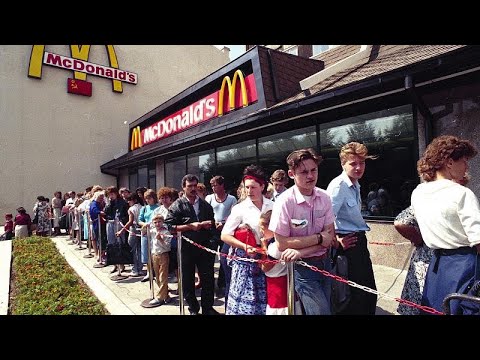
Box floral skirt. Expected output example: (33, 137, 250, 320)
(397, 244, 433, 315)
(226, 248, 267, 315)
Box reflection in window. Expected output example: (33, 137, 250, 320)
(165, 156, 186, 190)
(188, 149, 215, 185)
(320, 105, 416, 218)
(217, 139, 256, 195)
(258, 126, 316, 184)
(137, 166, 148, 188)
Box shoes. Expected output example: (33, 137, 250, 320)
(163, 297, 172, 304)
(149, 298, 162, 306)
(141, 275, 150, 282)
(110, 266, 118, 274)
(130, 271, 140, 277)
(189, 310, 199, 315)
(203, 308, 220, 315)
(168, 275, 178, 283)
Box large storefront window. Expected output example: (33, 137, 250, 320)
(319, 104, 416, 218)
(129, 163, 156, 191)
(424, 81, 480, 198)
(165, 156, 187, 190)
(188, 149, 215, 187)
(258, 126, 317, 184)
(217, 139, 256, 195)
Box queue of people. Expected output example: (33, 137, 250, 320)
(4, 134, 479, 316)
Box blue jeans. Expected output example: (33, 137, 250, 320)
(294, 257, 332, 315)
(128, 227, 143, 273)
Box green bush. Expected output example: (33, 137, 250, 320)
(10, 236, 108, 315)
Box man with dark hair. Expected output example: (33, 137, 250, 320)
(270, 169, 289, 201)
(206, 175, 237, 298)
(164, 174, 219, 315)
(269, 148, 336, 315)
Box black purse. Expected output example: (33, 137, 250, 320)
(106, 242, 133, 265)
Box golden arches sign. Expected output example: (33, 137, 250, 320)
(130, 126, 142, 151)
(28, 45, 128, 93)
(218, 69, 248, 116)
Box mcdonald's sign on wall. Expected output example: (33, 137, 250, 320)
(130, 69, 258, 151)
(28, 45, 137, 95)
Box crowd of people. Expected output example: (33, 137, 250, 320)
(3, 135, 479, 316)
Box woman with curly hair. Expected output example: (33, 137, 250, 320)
(411, 135, 480, 315)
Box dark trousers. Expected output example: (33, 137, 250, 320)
(182, 242, 216, 313)
(220, 242, 232, 301)
(336, 231, 377, 315)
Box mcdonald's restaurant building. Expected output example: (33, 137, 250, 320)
(102, 45, 480, 269)
(0, 45, 229, 218)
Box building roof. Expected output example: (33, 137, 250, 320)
(275, 45, 466, 106)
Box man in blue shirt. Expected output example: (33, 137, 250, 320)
(326, 142, 377, 315)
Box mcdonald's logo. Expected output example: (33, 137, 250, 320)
(28, 45, 137, 94)
(130, 126, 142, 150)
(218, 70, 249, 116)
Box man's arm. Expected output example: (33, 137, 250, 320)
(275, 222, 334, 252)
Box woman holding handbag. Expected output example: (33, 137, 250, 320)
(221, 164, 273, 315)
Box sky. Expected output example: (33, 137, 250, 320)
(214, 45, 246, 61)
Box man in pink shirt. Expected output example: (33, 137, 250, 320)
(269, 148, 336, 315)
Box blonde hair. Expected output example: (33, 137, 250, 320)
(339, 142, 377, 165)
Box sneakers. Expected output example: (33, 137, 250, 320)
(148, 297, 171, 306)
(141, 274, 150, 282)
(130, 271, 140, 277)
(149, 298, 162, 306)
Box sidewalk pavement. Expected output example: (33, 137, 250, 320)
(1, 232, 408, 315)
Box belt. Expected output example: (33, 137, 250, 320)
(303, 253, 328, 261)
(337, 231, 365, 238)
(434, 247, 476, 256)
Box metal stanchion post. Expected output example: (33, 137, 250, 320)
(111, 218, 127, 281)
(141, 224, 161, 308)
(76, 211, 84, 250)
(68, 211, 76, 245)
(93, 214, 105, 268)
(287, 261, 296, 315)
(84, 212, 94, 258)
(69, 212, 74, 240)
(177, 230, 184, 315)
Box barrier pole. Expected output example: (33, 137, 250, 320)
(93, 214, 105, 268)
(83, 212, 94, 258)
(140, 225, 161, 308)
(287, 261, 296, 315)
(76, 211, 84, 250)
(177, 231, 184, 315)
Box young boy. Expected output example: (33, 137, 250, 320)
(4, 213, 13, 240)
(149, 214, 172, 306)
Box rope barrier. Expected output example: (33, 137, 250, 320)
(180, 234, 445, 315)
(368, 241, 411, 246)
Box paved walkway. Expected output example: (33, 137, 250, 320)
(1, 232, 408, 315)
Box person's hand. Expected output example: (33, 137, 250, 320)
(215, 222, 224, 231)
(190, 222, 203, 231)
(115, 230, 122, 238)
(281, 248, 301, 262)
(200, 220, 213, 229)
(338, 233, 357, 250)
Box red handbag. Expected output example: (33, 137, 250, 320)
(233, 224, 259, 248)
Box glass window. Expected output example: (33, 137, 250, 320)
(217, 139, 256, 196)
(165, 156, 186, 190)
(258, 126, 317, 185)
(188, 149, 215, 187)
(137, 166, 148, 188)
(129, 169, 137, 191)
(319, 104, 416, 219)
(148, 164, 156, 191)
